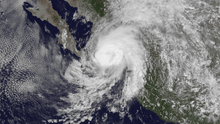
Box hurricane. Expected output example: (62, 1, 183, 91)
(1, 0, 220, 124)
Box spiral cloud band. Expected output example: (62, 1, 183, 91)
(3, 0, 219, 123)
(94, 25, 146, 97)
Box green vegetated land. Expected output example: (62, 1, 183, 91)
(84, 0, 108, 17)
(137, 43, 207, 124)
(137, 1, 220, 123)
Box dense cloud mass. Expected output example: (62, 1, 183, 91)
(1, 0, 220, 124)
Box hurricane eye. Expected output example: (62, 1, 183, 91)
(95, 44, 123, 67)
